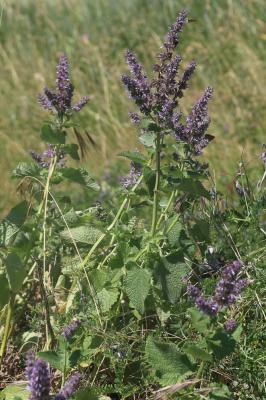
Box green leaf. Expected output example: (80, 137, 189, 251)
(5, 252, 27, 293)
(139, 131, 156, 148)
(0, 272, 10, 308)
(61, 167, 99, 191)
(207, 330, 236, 360)
(60, 225, 103, 245)
(157, 253, 188, 303)
(145, 336, 194, 385)
(167, 220, 182, 247)
(97, 288, 119, 312)
(0, 382, 29, 400)
(143, 166, 156, 195)
(63, 143, 80, 160)
(74, 387, 99, 400)
(124, 267, 151, 314)
(177, 178, 210, 199)
(38, 350, 68, 372)
(188, 307, 211, 334)
(41, 124, 66, 144)
(119, 151, 147, 164)
(190, 219, 210, 243)
(0, 201, 28, 247)
(184, 344, 212, 362)
(12, 162, 40, 179)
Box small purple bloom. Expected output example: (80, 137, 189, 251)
(224, 319, 237, 333)
(195, 296, 219, 316)
(120, 161, 142, 188)
(129, 112, 141, 124)
(55, 373, 81, 400)
(72, 96, 90, 112)
(187, 284, 201, 299)
(62, 318, 81, 339)
(176, 60, 197, 98)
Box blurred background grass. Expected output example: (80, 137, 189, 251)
(0, 0, 265, 214)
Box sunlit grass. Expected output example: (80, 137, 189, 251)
(0, 0, 265, 213)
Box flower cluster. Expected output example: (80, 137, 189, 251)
(120, 161, 142, 189)
(38, 54, 89, 116)
(121, 10, 213, 155)
(224, 318, 238, 333)
(55, 373, 81, 400)
(29, 145, 66, 168)
(26, 352, 81, 400)
(25, 353, 50, 400)
(188, 260, 248, 317)
(62, 318, 81, 339)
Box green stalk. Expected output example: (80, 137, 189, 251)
(151, 132, 161, 237)
(0, 293, 15, 365)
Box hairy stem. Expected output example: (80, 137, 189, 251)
(151, 132, 161, 236)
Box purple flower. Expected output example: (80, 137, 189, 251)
(55, 373, 81, 400)
(26, 357, 50, 400)
(224, 319, 237, 333)
(176, 61, 197, 98)
(195, 296, 219, 316)
(120, 161, 142, 188)
(187, 284, 201, 299)
(39, 54, 88, 116)
(72, 96, 90, 112)
(62, 318, 81, 339)
(159, 10, 188, 60)
(29, 145, 66, 169)
(129, 112, 141, 124)
(214, 260, 248, 306)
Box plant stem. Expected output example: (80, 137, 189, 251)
(0, 293, 15, 365)
(151, 132, 161, 237)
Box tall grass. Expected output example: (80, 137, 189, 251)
(0, 0, 265, 213)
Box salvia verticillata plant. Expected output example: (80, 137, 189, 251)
(0, 9, 264, 400)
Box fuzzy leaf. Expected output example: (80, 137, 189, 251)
(0, 201, 28, 247)
(124, 267, 151, 314)
(97, 288, 119, 312)
(0, 272, 10, 308)
(63, 143, 80, 160)
(0, 382, 29, 400)
(41, 124, 66, 144)
(188, 307, 211, 334)
(12, 162, 40, 179)
(139, 131, 156, 148)
(157, 253, 188, 303)
(38, 350, 68, 372)
(5, 253, 27, 293)
(61, 167, 99, 191)
(177, 178, 210, 199)
(145, 336, 194, 385)
(119, 151, 147, 164)
(167, 220, 182, 247)
(60, 225, 103, 244)
(184, 344, 212, 362)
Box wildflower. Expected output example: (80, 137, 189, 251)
(55, 373, 81, 400)
(120, 162, 142, 188)
(224, 319, 237, 333)
(122, 10, 213, 155)
(29, 145, 66, 169)
(129, 112, 141, 124)
(39, 54, 89, 116)
(62, 318, 81, 339)
(195, 296, 219, 316)
(214, 260, 248, 306)
(26, 357, 50, 400)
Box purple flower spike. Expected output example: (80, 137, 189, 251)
(26, 358, 51, 400)
(195, 296, 219, 316)
(39, 54, 88, 115)
(55, 373, 81, 400)
(72, 96, 89, 112)
(224, 319, 237, 333)
(187, 284, 201, 299)
(62, 318, 81, 340)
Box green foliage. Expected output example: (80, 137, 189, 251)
(124, 267, 151, 314)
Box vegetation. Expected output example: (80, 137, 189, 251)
(0, 2, 266, 400)
(0, 0, 266, 213)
